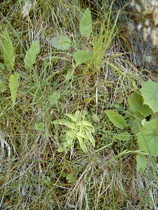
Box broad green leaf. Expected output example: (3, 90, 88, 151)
(0, 81, 7, 93)
(140, 80, 158, 113)
(74, 50, 92, 66)
(9, 73, 19, 106)
(126, 110, 144, 134)
(136, 154, 147, 173)
(24, 40, 40, 69)
(128, 92, 152, 117)
(137, 119, 158, 156)
(2, 29, 15, 71)
(34, 123, 44, 131)
(79, 8, 92, 37)
(106, 110, 127, 129)
(49, 91, 60, 105)
(116, 132, 131, 141)
(48, 35, 71, 51)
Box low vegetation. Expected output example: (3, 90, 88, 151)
(0, 0, 158, 209)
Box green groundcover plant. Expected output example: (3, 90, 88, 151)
(106, 79, 158, 173)
(52, 110, 95, 153)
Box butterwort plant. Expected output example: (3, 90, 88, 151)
(52, 110, 95, 153)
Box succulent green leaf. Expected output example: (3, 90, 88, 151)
(48, 35, 71, 51)
(140, 80, 158, 113)
(85, 131, 95, 146)
(66, 132, 74, 146)
(9, 73, 19, 106)
(76, 120, 94, 128)
(24, 40, 40, 69)
(76, 131, 88, 139)
(65, 113, 78, 122)
(66, 131, 76, 139)
(79, 8, 92, 37)
(77, 136, 87, 153)
(74, 110, 82, 119)
(106, 110, 127, 129)
(74, 50, 92, 66)
(52, 119, 76, 130)
(65, 122, 77, 130)
(137, 119, 158, 156)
